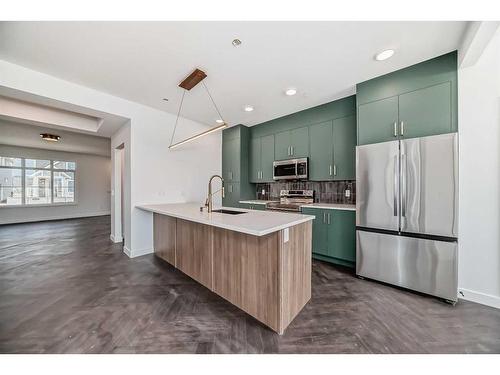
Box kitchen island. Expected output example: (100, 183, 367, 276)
(137, 203, 314, 334)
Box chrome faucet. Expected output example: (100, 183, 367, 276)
(205, 175, 224, 213)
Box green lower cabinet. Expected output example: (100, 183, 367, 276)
(302, 207, 356, 268)
(239, 202, 266, 210)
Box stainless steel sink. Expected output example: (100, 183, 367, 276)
(211, 209, 246, 215)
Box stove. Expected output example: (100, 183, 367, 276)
(266, 190, 314, 212)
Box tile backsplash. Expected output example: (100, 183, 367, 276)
(255, 180, 356, 205)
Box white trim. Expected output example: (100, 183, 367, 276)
(0, 210, 110, 225)
(123, 246, 153, 259)
(459, 288, 500, 309)
(110, 234, 123, 243)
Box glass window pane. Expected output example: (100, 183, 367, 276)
(0, 157, 22, 167)
(25, 159, 51, 169)
(53, 171, 75, 203)
(25, 170, 52, 204)
(53, 160, 76, 170)
(0, 168, 22, 205)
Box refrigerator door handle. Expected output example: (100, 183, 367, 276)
(393, 155, 398, 217)
(401, 153, 407, 217)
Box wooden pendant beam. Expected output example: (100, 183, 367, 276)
(179, 68, 207, 91)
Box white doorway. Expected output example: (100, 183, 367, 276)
(112, 144, 124, 243)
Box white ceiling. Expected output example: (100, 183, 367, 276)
(0, 86, 129, 137)
(0, 21, 468, 127)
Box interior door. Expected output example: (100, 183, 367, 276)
(356, 140, 400, 231)
(400, 133, 458, 238)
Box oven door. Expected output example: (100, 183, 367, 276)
(273, 160, 297, 180)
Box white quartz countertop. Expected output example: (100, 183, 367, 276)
(137, 203, 314, 236)
(238, 200, 278, 205)
(301, 203, 356, 211)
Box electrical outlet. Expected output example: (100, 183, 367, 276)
(345, 189, 351, 198)
(261, 189, 265, 195)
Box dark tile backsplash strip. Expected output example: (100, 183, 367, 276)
(255, 180, 356, 205)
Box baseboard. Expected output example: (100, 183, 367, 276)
(459, 288, 500, 309)
(123, 246, 153, 259)
(110, 234, 123, 243)
(0, 211, 111, 225)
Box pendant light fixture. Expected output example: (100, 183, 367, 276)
(169, 68, 227, 149)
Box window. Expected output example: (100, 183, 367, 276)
(0, 156, 76, 207)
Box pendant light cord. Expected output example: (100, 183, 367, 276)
(169, 90, 186, 147)
(202, 81, 225, 122)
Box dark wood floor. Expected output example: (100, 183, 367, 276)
(1, 216, 499, 354)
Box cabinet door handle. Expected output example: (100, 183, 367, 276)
(291, 146, 294, 155)
(329, 165, 332, 176)
(327, 213, 331, 225)
(323, 212, 326, 223)
(393, 121, 398, 137)
(400, 121, 404, 136)
(333, 165, 337, 176)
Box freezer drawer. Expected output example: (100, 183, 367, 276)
(356, 230, 458, 301)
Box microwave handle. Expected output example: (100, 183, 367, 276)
(295, 160, 298, 177)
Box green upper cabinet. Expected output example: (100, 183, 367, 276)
(309, 121, 333, 181)
(260, 134, 275, 181)
(249, 137, 260, 182)
(221, 125, 254, 208)
(290, 126, 309, 158)
(398, 82, 453, 139)
(275, 130, 291, 160)
(274, 126, 309, 160)
(357, 51, 457, 145)
(332, 115, 356, 180)
(222, 137, 240, 182)
(249, 134, 275, 183)
(357, 96, 399, 145)
(309, 116, 356, 181)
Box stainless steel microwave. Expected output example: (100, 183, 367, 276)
(273, 158, 308, 180)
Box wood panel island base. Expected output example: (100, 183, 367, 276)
(138, 203, 314, 334)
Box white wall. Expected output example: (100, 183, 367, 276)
(0, 144, 111, 224)
(0, 59, 222, 258)
(458, 29, 500, 308)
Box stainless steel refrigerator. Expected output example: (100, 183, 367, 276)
(356, 133, 458, 302)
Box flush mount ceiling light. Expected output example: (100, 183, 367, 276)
(375, 49, 395, 61)
(232, 38, 242, 47)
(168, 68, 228, 150)
(244, 105, 254, 112)
(40, 133, 61, 142)
(285, 88, 297, 96)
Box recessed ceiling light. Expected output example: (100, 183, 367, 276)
(375, 49, 395, 61)
(244, 105, 254, 112)
(285, 88, 297, 96)
(216, 119, 225, 124)
(232, 39, 242, 47)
